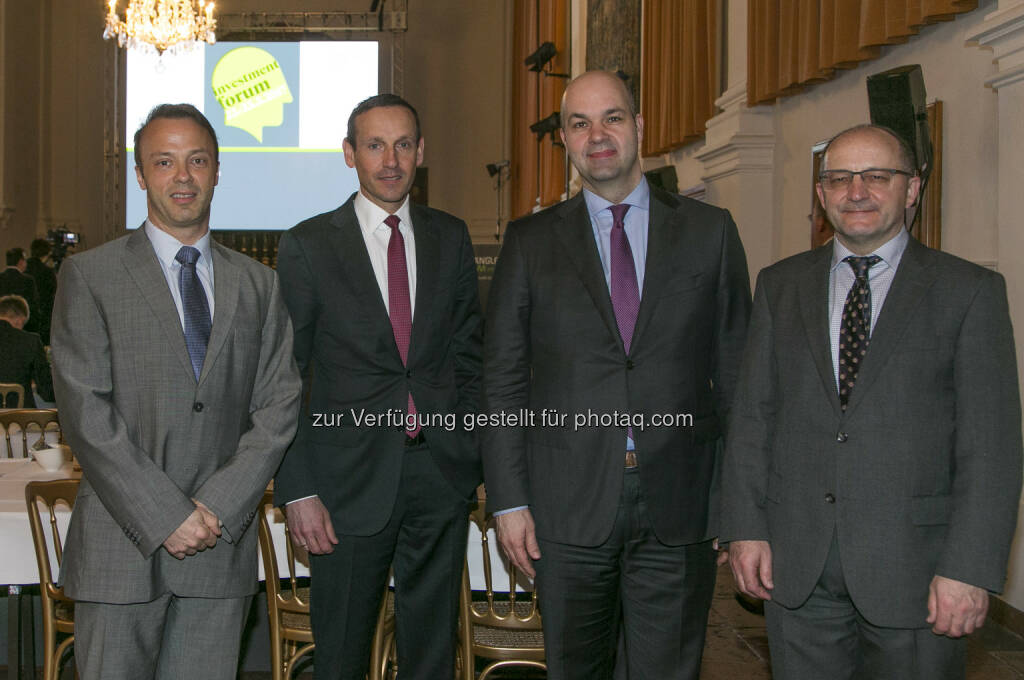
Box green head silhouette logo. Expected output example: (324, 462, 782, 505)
(211, 47, 294, 142)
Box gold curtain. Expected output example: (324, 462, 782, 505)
(510, 0, 568, 219)
(748, 0, 977, 106)
(641, 0, 720, 156)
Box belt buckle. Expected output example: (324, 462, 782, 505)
(624, 450, 638, 468)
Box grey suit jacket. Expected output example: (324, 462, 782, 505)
(482, 187, 752, 547)
(52, 227, 301, 604)
(720, 237, 1023, 627)
(273, 196, 483, 534)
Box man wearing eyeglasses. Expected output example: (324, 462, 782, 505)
(721, 124, 1022, 679)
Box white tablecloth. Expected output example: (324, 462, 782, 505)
(0, 458, 76, 585)
(2, 458, 519, 591)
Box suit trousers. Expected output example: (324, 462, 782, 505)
(309, 442, 469, 680)
(74, 592, 251, 680)
(535, 468, 717, 680)
(765, 531, 966, 680)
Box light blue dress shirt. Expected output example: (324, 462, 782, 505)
(144, 220, 215, 328)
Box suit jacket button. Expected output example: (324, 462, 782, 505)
(626, 359, 635, 370)
(825, 493, 836, 504)
(193, 401, 204, 412)
(836, 431, 848, 443)
(406, 370, 412, 378)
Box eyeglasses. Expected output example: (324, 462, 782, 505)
(819, 168, 913, 191)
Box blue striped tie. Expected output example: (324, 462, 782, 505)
(175, 246, 211, 381)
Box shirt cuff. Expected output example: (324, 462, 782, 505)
(493, 505, 529, 516)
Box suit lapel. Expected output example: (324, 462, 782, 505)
(200, 242, 240, 385)
(799, 245, 841, 415)
(123, 227, 195, 381)
(632, 189, 704, 350)
(552, 195, 623, 352)
(409, 203, 439, 365)
(844, 238, 937, 415)
(328, 199, 406, 362)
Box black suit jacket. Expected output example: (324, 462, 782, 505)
(25, 258, 56, 343)
(0, 319, 53, 407)
(274, 195, 483, 534)
(0, 268, 40, 333)
(482, 187, 752, 547)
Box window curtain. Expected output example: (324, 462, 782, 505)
(748, 0, 977, 106)
(641, 0, 720, 156)
(510, 0, 568, 219)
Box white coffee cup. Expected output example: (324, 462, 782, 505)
(34, 445, 68, 472)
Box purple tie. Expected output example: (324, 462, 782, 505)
(386, 215, 420, 438)
(609, 204, 639, 353)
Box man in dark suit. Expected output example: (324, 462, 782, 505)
(274, 93, 482, 680)
(0, 294, 53, 406)
(26, 239, 57, 344)
(0, 247, 40, 334)
(721, 124, 1022, 679)
(482, 71, 752, 679)
(52, 104, 301, 680)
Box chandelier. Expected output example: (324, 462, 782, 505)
(103, 0, 217, 55)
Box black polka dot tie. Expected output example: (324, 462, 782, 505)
(838, 255, 880, 409)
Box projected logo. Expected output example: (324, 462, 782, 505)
(211, 47, 294, 143)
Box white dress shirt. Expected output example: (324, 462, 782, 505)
(353, 190, 417, 318)
(144, 220, 215, 327)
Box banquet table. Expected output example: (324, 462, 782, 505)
(0, 456, 78, 680)
(1, 457, 520, 676)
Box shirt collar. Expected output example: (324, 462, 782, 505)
(582, 177, 651, 221)
(353, 189, 413, 236)
(144, 220, 214, 270)
(830, 227, 909, 273)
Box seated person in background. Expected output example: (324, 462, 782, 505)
(0, 247, 40, 335)
(0, 294, 54, 407)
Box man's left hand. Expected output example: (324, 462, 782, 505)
(927, 575, 988, 637)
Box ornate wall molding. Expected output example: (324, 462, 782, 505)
(967, 1, 1024, 89)
(695, 84, 776, 183)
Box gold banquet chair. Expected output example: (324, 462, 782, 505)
(459, 497, 546, 680)
(256, 490, 396, 680)
(25, 479, 78, 680)
(0, 382, 25, 408)
(0, 408, 62, 458)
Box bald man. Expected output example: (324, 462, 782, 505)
(721, 124, 1022, 679)
(482, 71, 752, 679)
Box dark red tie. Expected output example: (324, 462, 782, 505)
(385, 215, 420, 437)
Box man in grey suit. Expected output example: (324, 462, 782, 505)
(52, 104, 301, 680)
(483, 71, 751, 679)
(722, 124, 1023, 679)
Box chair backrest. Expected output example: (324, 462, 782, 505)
(0, 409, 62, 458)
(459, 498, 546, 680)
(466, 501, 543, 632)
(0, 382, 25, 408)
(256, 489, 312, 632)
(25, 479, 77, 620)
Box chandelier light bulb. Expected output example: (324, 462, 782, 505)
(104, 0, 217, 55)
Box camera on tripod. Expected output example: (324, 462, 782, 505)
(46, 227, 80, 267)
